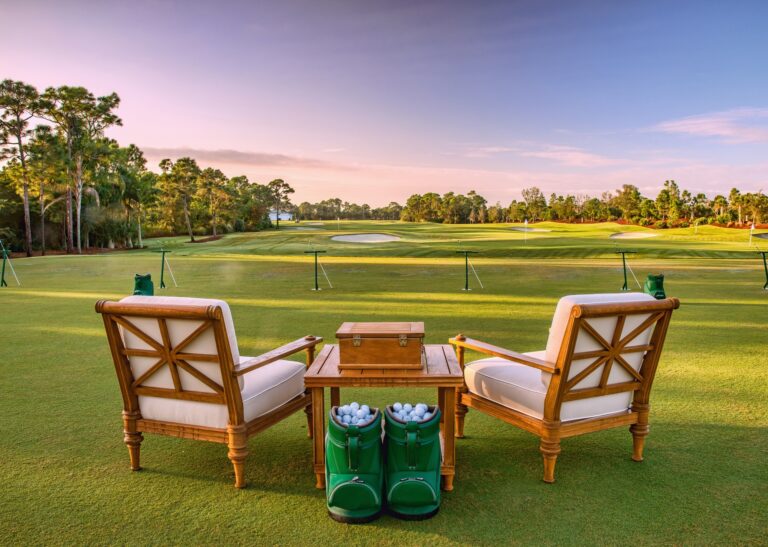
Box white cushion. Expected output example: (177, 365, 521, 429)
(465, 293, 658, 422)
(138, 358, 306, 428)
(115, 296, 306, 428)
(544, 293, 656, 365)
(465, 353, 548, 419)
(120, 295, 241, 364)
(465, 353, 638, 422)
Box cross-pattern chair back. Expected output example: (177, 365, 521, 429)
(96, 296, 246, 425)
(542, 293, 678, 421)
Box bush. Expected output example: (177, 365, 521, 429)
(234, 219, 245, 232)
(679, 221, 690, 228)
(654, 220, 668, 229)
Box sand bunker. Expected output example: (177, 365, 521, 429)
(609, 232, 659, 239)
(332, 233, 401, 243)
(511, 227, 551, 233)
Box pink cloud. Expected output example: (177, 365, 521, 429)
(654, 108, 768, 143)
(519, 145, 625, 167)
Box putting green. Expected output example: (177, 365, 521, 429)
(1, 221, 766, 544)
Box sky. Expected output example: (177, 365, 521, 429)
(2, 0, 768, 206)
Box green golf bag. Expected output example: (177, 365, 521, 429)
(325, 407, 383, 523)
(384, 406, 442, 520)
(643, 273, 666, 299)
(133, 273, 154, 296)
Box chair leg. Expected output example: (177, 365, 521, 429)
(455, 389, 468, 438)
(540, 438, 561, 484)
(227, 424, 249, 489)
(630, 404, 650, 462)
(304, 402, 313, 439)
(122, 410, 143, 471)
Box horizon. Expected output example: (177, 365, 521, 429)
(3, 1, 768, 206)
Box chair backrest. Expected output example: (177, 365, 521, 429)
(96, 296, 246, 424)
(542, 293, 679, 421)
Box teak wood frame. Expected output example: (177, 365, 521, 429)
(96, 300, 322, 488)
(449, 297, 679, 483)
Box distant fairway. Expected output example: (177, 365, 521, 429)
(2, 221, 766, 545)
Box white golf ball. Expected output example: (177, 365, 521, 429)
(355, 409, 365, 419)
(350, 402, 360, 411)
(414, 407, 426, 417)
(342, 405, 351, 415)
(393, 402, 403, 412)
(361, 405, 370, 415)
(403, 403, 413, 413)
(423, 412, 432, 421)
(342, 414, 352, 424)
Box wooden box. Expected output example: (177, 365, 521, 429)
(336, 322, 425, 370)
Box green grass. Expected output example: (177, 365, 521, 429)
(2, 222, 767, 545)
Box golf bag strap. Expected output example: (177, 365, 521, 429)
(406, 423, 419, 469)
(347, 429, 360, 470)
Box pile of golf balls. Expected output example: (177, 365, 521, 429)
(335, 402, 375, 427)
(390, 402, 433, 423)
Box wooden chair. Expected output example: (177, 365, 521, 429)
(449, 293, 679, 483)
(96, 296, 322, 488)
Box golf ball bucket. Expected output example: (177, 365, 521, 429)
(325, 406, 383, 523)
(383, 405, 442, 520)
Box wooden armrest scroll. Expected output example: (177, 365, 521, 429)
(449, 336, 559, 374)
(235, 336, 323, 376)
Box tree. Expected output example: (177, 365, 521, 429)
(39, 86, 122, 253)
(521, 187, 546, 221)
(26, 125, 68, 254)
(116, 144, 155, 247)
(712, 195, 728, 219)
(197, 167, 230, 237)
(267, 179, 295, 230)
(0, 79, 39, 256)
(728, 188, 742, 224)
(612, 184, 642, 221)
(159, 157, 201, 242)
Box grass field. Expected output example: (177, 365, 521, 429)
(2, 221, 767, 545)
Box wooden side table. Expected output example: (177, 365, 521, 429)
(305, 344, 464, 491)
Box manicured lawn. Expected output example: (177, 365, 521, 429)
(2, 222, 766, 544)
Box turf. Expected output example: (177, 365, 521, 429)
(1, 222, 766, 545)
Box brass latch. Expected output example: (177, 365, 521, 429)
(352, 335, 362, 347)
(399, 334, 408, 347)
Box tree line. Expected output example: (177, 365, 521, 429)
(399, 182, 767, 227)
(3, 79, 767, 255)
(0, 79, 307, 255)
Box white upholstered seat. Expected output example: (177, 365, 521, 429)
(119, 296, 306, 428)
(464, 293, 657, 422)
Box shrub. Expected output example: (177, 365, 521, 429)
(234, 219, 245, 232)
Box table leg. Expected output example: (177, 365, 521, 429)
(438, 387, 446, 427)
(330, 387, 340, 408)
(439, 387, 456, 491)
(310, 387, 325, 489)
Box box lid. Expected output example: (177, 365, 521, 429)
(336, 321, 425, 339)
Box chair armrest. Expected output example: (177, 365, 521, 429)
(235, 336, 323, 376)
(449, 336, 559, 374)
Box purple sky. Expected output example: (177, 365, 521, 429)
(3, 1, 768, 206)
